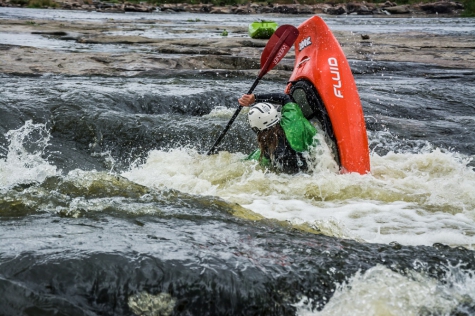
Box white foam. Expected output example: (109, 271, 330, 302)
(203, 105, 247, 119)
(124, 146, 475, 249)
(295, 264, 475, 315)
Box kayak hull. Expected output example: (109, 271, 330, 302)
(248, 21, 278, 39)
(285, 16, 370, 175)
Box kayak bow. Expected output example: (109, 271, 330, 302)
(285, 16, 371, 174)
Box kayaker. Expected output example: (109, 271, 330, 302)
(238, 93, 317, 174)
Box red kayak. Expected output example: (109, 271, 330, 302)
(285, 16, 370, 175)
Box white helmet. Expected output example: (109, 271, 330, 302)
(248, 102, 281, 132)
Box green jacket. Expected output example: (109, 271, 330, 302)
(247, 102, 317, 167)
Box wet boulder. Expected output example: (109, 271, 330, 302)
(233, 5, 253, 14)
(297, 4, 314, 14)
(385, 5, 410, 14)
(182, 4, 212, 13)
(314, 3, 332, 14)
(418, 1, 464, 14)
(209, 6, 232, 14)
(347, 2, 374, 15)
(276, 4, 299, 14)
(159, 3, 185, 12)
(382, 1, 397, 7)
(325, 4, 347, 15)
(124, 3, 154, 12)
(257, 5, 274, 13)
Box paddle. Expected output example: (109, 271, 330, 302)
(206, 24, 299, 155)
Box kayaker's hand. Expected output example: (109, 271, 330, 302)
(238, 94, 255, 107)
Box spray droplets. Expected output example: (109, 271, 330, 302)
(0, 121, 57, 188)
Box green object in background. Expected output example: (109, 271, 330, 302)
(221, 29, 228, 36)
(248, 21, 278, 39)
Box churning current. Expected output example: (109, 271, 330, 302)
(0, 8, 474, 316)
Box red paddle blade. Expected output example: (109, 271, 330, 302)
(259, 25, 299, 78)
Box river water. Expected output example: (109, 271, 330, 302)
(0, 7, 474, 315)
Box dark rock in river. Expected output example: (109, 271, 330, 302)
(324, 4, 347, 15)
(124, 3, 156, 12)
(209, 6, 232, 14)
(382, 1, 397, 7)
(385, 5, 411, 14)
(346, 2, 374, 15)
(418, 1, 465, 14)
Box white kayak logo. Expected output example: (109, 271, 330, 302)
(298, 36, 312, 51)
(328, 57, 343, 98)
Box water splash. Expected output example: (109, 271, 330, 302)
(295, 263, 475, 315)
(123, 145, 475, 249)
(0, 121, 57, 189)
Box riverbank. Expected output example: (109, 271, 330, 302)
(0, 0, 468, 16)
(0, 10, 474, 79)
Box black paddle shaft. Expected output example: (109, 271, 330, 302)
(206, 77, 261, 155)
(205, 24, 299, 156)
